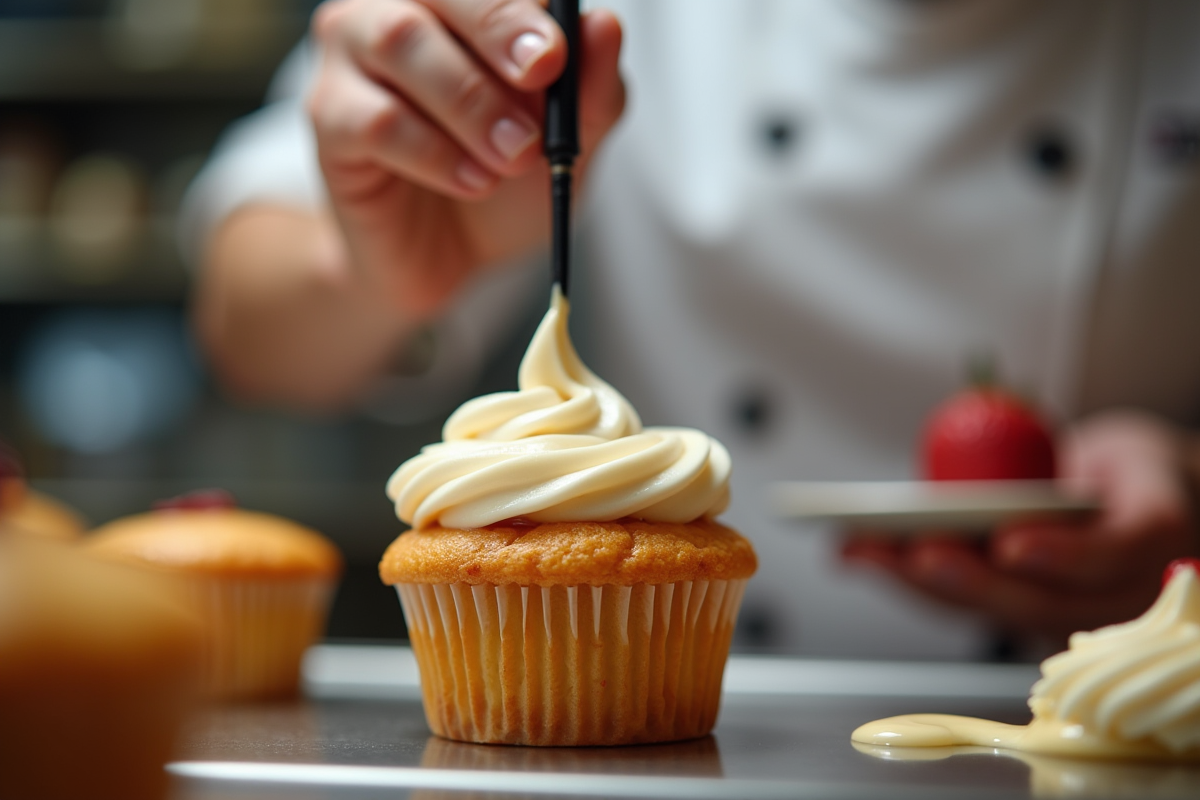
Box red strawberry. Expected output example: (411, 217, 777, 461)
(921, 360, 1056, 481)
(1162, 558, 1200, 588)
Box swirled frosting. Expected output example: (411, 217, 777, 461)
(852, 565, 1200, 760)
(1028, 565, 1200, 754)
(386, 288, 731, 530)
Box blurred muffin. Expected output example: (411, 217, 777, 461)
(86, 490, 342, 701)
(381, 289, 756, 746)
(0, 537, 202, 800)
(0, 443, 86, 540)
(3, 489, 88, 540)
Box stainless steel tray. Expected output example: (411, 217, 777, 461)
(170, 645, 1200, 800)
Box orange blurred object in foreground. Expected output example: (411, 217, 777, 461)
(0, 538, 203, 800)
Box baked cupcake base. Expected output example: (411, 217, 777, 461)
(398, 578, 746, 746)
(186, 576, 336, 700)
(85, 506, 343, 702)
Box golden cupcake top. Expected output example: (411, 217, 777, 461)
(85, 491, 342, 580)
(0, 446, 87, 541)
(380, 518, 757, 587)
(386, 287, 731, 529)
(2, 490, 88, 541)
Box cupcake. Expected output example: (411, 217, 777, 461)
(381, 288, 756, 746)
(0, 443, 86, 540)
(3, 490, 88, 541)
(86, 490, 342, 701)
(0, 537, 203, 800)
(853, 558, 1200, 761)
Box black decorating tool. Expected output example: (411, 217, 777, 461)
(544, 0, 580, 297)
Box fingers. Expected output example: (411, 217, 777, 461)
(903, 543, 1157, 636)
(1002, 410, 1196, 587)
(423, 0, 565, 87)
(315, 0, 545, 184)
(844, 536, 1160, 637)
(311, 55, 499, 200)
(991, 521, 1144, 589)
(842, 410, 1200, 638)
(991, 523, 1119, 587)
(312, 0, 625, 201)
(993, 515, 1194, 589)
(841, 534, 906, 572)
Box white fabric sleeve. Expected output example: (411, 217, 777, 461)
(177, 39, 324, 265)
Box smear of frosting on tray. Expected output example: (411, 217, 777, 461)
(853, 560, 1200, 762)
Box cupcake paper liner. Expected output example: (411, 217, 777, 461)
(397, 579, 747, 746)
(185, 577, 335, 700)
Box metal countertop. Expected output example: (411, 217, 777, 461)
(169, 645, 1200, 800)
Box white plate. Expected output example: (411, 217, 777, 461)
(770, 480, 1100, 532)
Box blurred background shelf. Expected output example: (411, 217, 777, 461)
(0, 16, 308, 100)
(0, 0, 428, 641)
(0, 215, 187, 302)
(30, 477, 412, 639)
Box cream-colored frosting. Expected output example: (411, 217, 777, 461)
(387, 287, 731, 529)
(852, 567, 1200, 760)
(1028, 566, 1200, 755)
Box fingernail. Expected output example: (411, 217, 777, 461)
(456, 160, 493, 191)
(490, 116, 538, 161)
(510, 31, 549, 73)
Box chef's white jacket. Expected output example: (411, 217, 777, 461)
(182, 0, 1200, 659)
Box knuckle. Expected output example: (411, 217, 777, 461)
(400, 124, 446, 168)
(314, 90, 402, 153)
(606, 77, 628, 120)
(311, 0, 350, 42)
(475, 0, 525, 31)
(305, 88, 326, 127)
(306, 81, 338, 133)
(358, 101, 405, 149)
(371, 4, 430, 61)
(448, 70, 491, 118)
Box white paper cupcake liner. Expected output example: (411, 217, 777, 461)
(184, 577, 335, 700)
(397, 579, 747, 746)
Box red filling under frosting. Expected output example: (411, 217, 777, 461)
(1162, 557, 1200, 587)
(153, 488, 237, 512)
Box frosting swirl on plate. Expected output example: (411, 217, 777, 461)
(1028, 564, 1200, 754)
(851, 562, 1200, 760)
(387, 288, 731, 530)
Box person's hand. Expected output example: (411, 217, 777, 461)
(842, 411, 1200, 642)
(308, 0, 626, 320)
